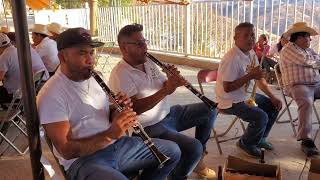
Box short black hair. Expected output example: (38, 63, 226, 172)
(235, 22, 254, 34)
(6, 32, 15, 43)
(290, 32, 310, 42)
(117, 23, 143, 44)
(259, 34, 269, 41)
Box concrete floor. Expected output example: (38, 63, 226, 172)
(0, 54, 319, 180)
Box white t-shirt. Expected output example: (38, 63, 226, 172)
(0, 45, 20, 93)
(215, 45, 257, 109)
(30, 47, 49, 81)
(109, 59, 170, 127)
(35, 37, 60, 72)
(37, 68, 112, 170)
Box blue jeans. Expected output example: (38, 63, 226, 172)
(66, 136, 181, 180)
(220, 94, 279, 146)
(144, 102, 217, 180)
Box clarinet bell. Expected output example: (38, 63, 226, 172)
(245, 98, 258, 107)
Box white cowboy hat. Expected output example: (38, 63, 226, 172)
(29, 24, 51, 36)
(47, 22, 65, 35)
(285, 22, 318, 37)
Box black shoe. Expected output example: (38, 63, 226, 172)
(237, 140, 261, 158)
(301, 139, 320, 157)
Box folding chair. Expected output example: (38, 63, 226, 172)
(197, 69, 246, 154)
(43, 133, 67, 179)
(0, 89, 28, 156)
(274, 64, 320, 137)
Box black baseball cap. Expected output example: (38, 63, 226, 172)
(57, 27, 104, 50)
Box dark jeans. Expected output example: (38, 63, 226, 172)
(67, 136, 181, 180)
(220, 94, 279, 146)
(144, 103, 217, 180)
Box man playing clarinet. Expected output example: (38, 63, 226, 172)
(109, 23, 217, 180)
(37, 27, 180, 180)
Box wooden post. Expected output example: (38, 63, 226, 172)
(89, 0, 98, 36)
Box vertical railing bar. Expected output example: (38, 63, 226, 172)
(215, 2, 218, 57)
(277, 0, 281, 37)
(302, 0, 306, 22)
(311, 0, 315, 27)
(177, 5, 180, 53)
(166, 5, 168, 51)
(237, 1, 240, 25)
(243, 0, 245, 22)
(200, 3, 204, 56)
(169, 5, 172, 52)
(249, 0, 253, 23)
(285, 0, 289, 31)
(220, 2, 223, 57)
(205, 2, 208, 56)
(270, 0, 274, 44)
(210, 2, 213, 57)
(263, 0, 266, 33)
(196, 3, 199, 56)
(173, 5, 176, 52)
(161, 5, 164, 49)
(190, 4, 193, 55)
(256, 0, 260, 40)
(294, 0, 297, 22)
(225, 1, 228, 52)
(230, 1, 234, 52)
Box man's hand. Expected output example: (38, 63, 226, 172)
(162, 64, 188, 95)
(115, 92, 133, 108)
(108, 108, 137, 139)
(248, 66, 266, 80)
(270, 96, 282, 111)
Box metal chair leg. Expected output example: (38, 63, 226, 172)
(212, 129, 222, 154)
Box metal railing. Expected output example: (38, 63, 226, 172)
(34, 0, 320, 59)
(96, 0, 320, 58)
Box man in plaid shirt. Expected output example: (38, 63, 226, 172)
(280, 22, 320, 156)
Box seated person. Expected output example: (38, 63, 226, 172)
(254, 34, 277, 74)
(30, 24, 60, 76)
(279, 22, 320, 156)
(109, 23, 217, 180)
(215, 22, 282, 158)
(6, 32, 49, 81)
(268, 33, 289, 61)
(37, 27, 181, 180)
(0, 33, 16, 104)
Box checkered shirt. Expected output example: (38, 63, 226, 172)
(279, 42, 320, 86)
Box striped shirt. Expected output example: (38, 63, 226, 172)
(279, 42, 320, 86)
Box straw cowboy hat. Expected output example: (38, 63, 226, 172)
(47, 22, 65, 35)
(29, 24, 51, 36)
(285, 22, 318, 37)
(0, 26, 9, 33)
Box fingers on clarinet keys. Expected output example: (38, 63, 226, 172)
(249, 66, 265, 80)
(115, 92, 133, 108)
(109, 109, 137, 139)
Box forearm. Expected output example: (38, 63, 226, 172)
(257, 79, 275, 98)
(223, 74, 252, 93)
(61, 130, 113, 159)
(132, 88, 168, 114)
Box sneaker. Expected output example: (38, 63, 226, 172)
(301, 139, 320, 157)
(257, 138, 274, 150)
(237, 140, 261, 158)
(194, 154, 217, 179)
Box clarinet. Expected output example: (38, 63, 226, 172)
(146, 52, 217, 110)
(91, 71, 170, 168)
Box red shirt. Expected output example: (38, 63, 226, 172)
(254, 43, 270, 62)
